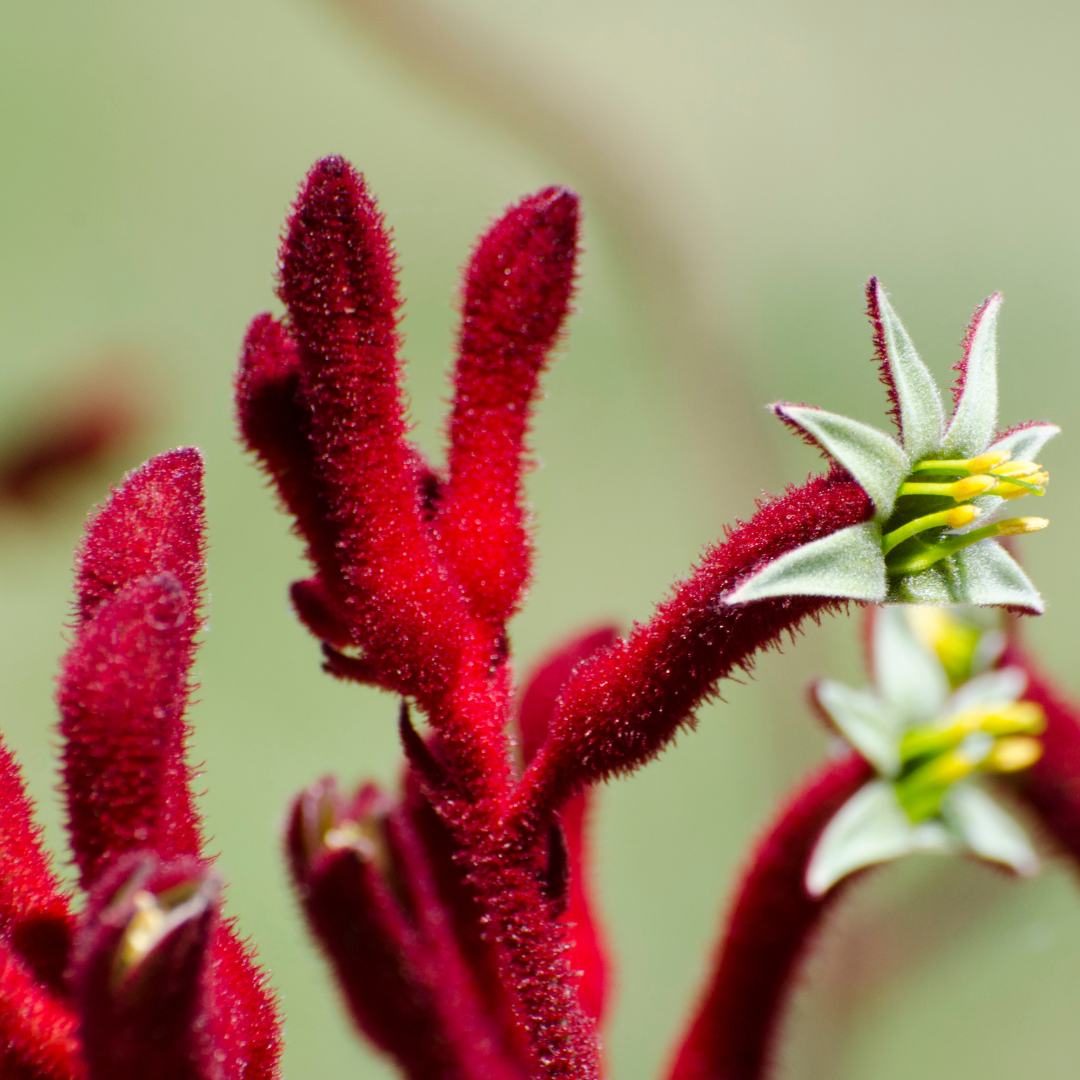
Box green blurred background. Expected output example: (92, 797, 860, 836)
(1, 1, 1079, 1076)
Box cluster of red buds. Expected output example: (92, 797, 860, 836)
(2, 155, 1078, 1080)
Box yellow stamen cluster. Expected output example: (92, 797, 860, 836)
(885, 448, 1050, 574)
(894, 701, 1046, 823)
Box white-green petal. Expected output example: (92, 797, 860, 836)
(872, 281, 945, 459)
(943, 667, 1026, 714)
(806, 780, 952, 897)
(951, 541, 1044, 615)
(941, 784, 1040, 877)
(814, 680, 901, 776)
(988, 422, 1060, 464)
(772, 405, 909, 522)
(723, 523, 886, 605)
(873, 607, 950, 724)
(942, 294, 1002, 458)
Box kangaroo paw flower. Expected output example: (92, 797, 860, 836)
(725, 279, 1058, 612)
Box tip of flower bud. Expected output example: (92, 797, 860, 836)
(996, 517, 1049, 536)
(112, 875, 218, 987)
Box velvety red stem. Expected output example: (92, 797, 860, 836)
(514, 469, 873, 826)
(438, 187, 579, 631)
(667, 753, 872, 1080)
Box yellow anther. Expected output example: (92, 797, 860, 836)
(949, 701, 1046, 738)
(896, 750, 979, 822)
(982, 735, 1043, 773)
(911, 451, 1010, 474)
(996, 517, 1050, 536)
(993, 459, 1042, 478)
(951, 475, 998, 500)
(945, 504, 981, 528)
(967, 450, 1011, 472)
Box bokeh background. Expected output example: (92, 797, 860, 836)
(2, 1, 1079, 1076)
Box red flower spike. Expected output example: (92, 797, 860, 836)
(74, 448, 205, 625)
(279, 157, 478, 710)
(513, 469, 873, 826)
(0, 937, 83, 1080)
(667, 754, 872, 1080)
(58, 572, 203, 889)
(286, 779, 519, 1080)
(0, 732, 72, 991)
(438, 188, 580, 630)
(72, 853, 219, 1080)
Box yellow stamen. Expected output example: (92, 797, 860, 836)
(982, 735, 1043, 773)
(996, 517, 1049, 536)
(910, 450, 1010, 474)
(993, 460, 1042, 478)
(898, 475, 997, 500)
(882, 504, 982, 555)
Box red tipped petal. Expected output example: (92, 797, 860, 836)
(0, 733, 72, 991)
(75, 449, 205, 625)
(438, 188, 580, 629)
(0, 937, 83, 1080)
(279, 157, 476, 707)
(865, 277, 902, 433)
(514, 470, 873, 823)
(58, 572, 203, 888)
(667, 754, 871, 1080)
(951, 292, 1001, 409)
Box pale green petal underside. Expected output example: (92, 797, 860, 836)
(943, 667, 1025, 715)
(988, 422, 1060, 463)
(774, 405, 908, 522)
(806, 780, 952, 896)
(873, 607, 949, 724)
(815, 681, 900, 776)
(883, 541, 1043, 612)
(942, 784, 1040, 877)
(873, 281, 945, 459)
(724, 523, 885, 605)
(943, 294, 1002, 457)
(951, 542, 1044, 614)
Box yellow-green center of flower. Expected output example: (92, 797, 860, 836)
(882, 450, 1048, 574)
(893, 700, 1045, 822)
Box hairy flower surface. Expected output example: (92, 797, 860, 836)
(806, 607, 1043, 894)
(725, 280, 1057, 612)
(0, 450, 282, 1080)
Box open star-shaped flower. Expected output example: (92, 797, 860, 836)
(806, 606, 1044, 895)
(726, 279, 1058, 613)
